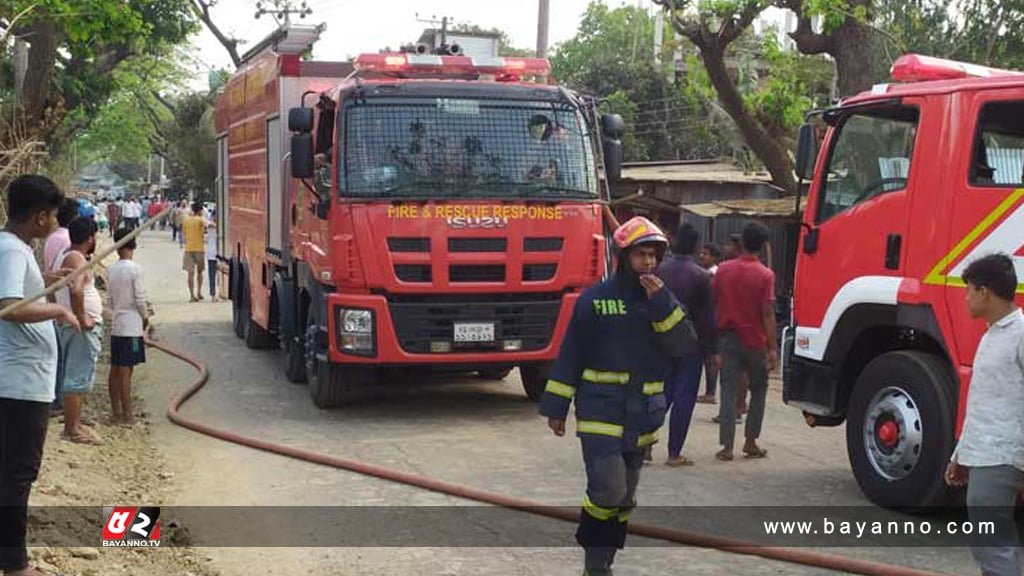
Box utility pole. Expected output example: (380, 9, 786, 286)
(536, 0, 550, 58)
(415, 14, 452, 52)
(255, 0, 312, 24)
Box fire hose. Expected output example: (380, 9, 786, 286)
(147, 334, 952, 576)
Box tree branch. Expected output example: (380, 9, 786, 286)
(150, 90, 176, 114)
(190, 0, 241, 68)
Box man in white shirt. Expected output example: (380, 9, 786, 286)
(945, 253, 1024, 576)
(106, 227, 150, 426)
(0, 175, 80, 576)
(205, 220, 219, 301)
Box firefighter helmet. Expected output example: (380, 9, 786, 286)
(613, 216, 668, 251)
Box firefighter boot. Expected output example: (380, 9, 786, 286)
(583, 547, 616, 576)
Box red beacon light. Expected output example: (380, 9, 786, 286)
(890, 53, 1023, 82)
(353, 53, 551, 79)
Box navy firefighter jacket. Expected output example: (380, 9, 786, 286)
(538, 269, 696, 450)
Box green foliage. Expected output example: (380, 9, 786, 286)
(875, 0, 1024, 70)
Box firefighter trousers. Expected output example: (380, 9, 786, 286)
(577, 438, 644, 575)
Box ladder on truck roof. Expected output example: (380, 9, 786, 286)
(240, 23, 325, 65)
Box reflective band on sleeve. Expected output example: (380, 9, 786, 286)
(638, 429, 660, 446)
(642, 381, 664, 395)
(652, 306, 685, 333)
(617, 510, 632, 523)
(581, 369, 630, 384)
(576, 420, 625, 437)
(544, 380, 576, 399)
(583, 494, 618, 521)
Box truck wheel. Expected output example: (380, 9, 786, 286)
(519, 365, 549, 402)
(243, 292, 274, 350)
(304, 321, 357, 408)
(477, 367, 513, 380)
(231, 275, 245, 339)
(846, 350, 956, 508)
(282, 335, 307, 384)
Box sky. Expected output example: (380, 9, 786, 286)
(187, 0, 650, 89)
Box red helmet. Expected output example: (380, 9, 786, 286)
(613, 216, 668, 251)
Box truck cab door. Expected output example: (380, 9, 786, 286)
(932, 93, 1024, 368)
(794, 101, 922, 363)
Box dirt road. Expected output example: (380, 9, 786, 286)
(134, 230, 978, 576)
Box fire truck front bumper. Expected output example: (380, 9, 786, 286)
(782, 325, 845, 425)
(325, 291, 578, 365)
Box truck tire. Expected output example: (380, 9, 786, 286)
(231, 277, 245, 339)
(519, 365, 549, 402)
(282, 334, 307, 384)
(846, 350, 956, 509)
(243, 292, 274, 350)
(477, 367, 513, 380)
(304, 319, 357, 408)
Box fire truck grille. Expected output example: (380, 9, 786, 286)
(387, 238, 431, 253)
(449, 264, 506, 282)
(395, 264, 432, 283)
(524, 237, 563, 252)
(388, 294, 562, 354)
(522, 263, 557, 281)
(448, 238, 508, 252)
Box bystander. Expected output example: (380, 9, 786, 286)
(657, 223, 718, 467)
(0, 175, 80, 576)
(106, 227, 150, 426)
(945, 254, 1024, 576)
(712, 222, 777, 462)
(53, 217, 104, 445)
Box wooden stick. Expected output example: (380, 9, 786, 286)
(0, 204, 173, 321)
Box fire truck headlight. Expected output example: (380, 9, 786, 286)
(337, 308, 375, 354)
(341, 309, 373, 334)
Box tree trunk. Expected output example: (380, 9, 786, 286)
(13, 38, 28, 103)
(22, 20, 59, 123)
(699, 44, 798, 194)
(831, 18, 880, 97)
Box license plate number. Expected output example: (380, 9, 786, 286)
(453, 322, 495, 343)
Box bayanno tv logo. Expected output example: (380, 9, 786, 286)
(102, 506, 161, 547)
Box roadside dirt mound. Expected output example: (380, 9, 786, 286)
(25, 346, 219, 576)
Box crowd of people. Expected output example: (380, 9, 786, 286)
(1, 175, 152, 576)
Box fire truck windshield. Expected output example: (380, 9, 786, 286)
(341, 97, 598, 200)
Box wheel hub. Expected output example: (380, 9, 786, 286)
(863, 385, 923, 481)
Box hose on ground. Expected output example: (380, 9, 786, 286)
(147, 335, 950, 576)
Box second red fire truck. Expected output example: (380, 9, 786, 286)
(785, 54, 1024, 507)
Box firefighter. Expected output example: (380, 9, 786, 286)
(539, 216, 696, 576)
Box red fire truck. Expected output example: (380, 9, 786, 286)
(784, 54, 1024, 507)
(214, 25, 622, 408)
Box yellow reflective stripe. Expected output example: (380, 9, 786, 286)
(581, 369, 630, 384)
(652, 306, 685, 333)
(583, 494, 618, 521)
(544, 380, 576, 399)
(638, 429, 660, 447)
(577, 420, 624, 437)
(617, 510, 632, 523)
(642, 381, 664, 395)
(924, 187, 1024, 286)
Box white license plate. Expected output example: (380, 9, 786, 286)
(453, 322, 495, 343)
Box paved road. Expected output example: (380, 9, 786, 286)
(134, 231, 978, 575)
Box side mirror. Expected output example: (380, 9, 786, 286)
(288, 107, 314, 133)
(291, 134, 314, 179)
(600, 114, 625, 139)
(795, 123, 817, 180)
(603, 138, 623, 182)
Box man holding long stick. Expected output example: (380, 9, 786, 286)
(0, 175, 80, 576)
